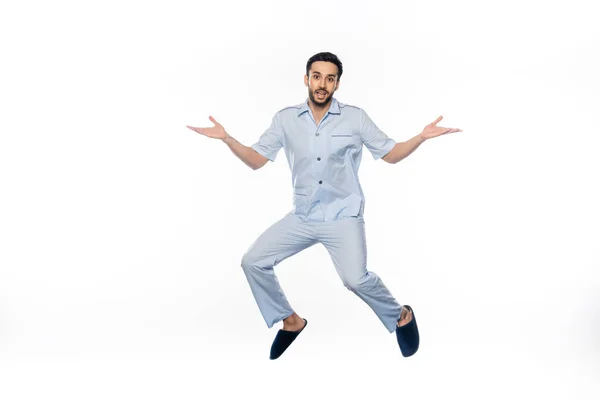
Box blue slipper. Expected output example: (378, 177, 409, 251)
(270, 318, 307, 360)
(395, 305, 419, 357)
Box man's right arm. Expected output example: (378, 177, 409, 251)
(221, 134, 269, 170)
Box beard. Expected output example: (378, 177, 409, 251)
(308, 88, 332, 106)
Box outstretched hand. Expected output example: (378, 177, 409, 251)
(186, 116, 228, 140)
(420, 116, 462, 140)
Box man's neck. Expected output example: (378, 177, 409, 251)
(308, 99, 332, 125)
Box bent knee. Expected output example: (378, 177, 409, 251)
(343, 278, 363, 291)
(240, 252, 254, 269)
(343, 272, 376, 291)
(240, 252, 274, 271)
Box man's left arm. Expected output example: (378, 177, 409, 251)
(381, 133, 427, 164)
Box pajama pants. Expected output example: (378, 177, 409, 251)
(241, 212, 403, 333)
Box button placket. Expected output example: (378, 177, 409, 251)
(315, 130, 322, 185)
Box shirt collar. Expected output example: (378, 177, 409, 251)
(297, 97, 340, 116)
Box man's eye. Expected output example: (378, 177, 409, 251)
(313, 75, 319, 79)
(328, 78, 333, 82)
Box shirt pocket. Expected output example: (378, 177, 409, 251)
(329, 131, 361, 156)
(292, 187, 309, 214)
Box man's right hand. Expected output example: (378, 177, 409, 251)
(186, 116, 228, 141)
(186, 115, 269, 170)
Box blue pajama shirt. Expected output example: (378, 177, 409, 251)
(242, 97, 404, 333)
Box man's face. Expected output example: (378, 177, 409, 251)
(304, 61, 340, 107)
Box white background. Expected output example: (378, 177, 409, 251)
(1, 0, 599, 398)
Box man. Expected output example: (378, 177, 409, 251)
(186, 52, 462, 360)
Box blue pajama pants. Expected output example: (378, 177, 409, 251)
(241, 212, 403, 333)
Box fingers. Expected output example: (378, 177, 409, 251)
(186, 125, 208, 136)
(209, 115, 220, 126)
(440, 128, 457, 135)
(429, 116, 463, 133)
(186, 116, 219, 133)
(438, 126, 463, 134)
(430, 115, 443, 125)
(186, 114, 221, 135)
(186, 125, 202, 133)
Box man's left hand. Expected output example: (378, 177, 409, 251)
(420, 116, 462, 140)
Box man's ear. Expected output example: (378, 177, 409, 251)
(304, 74, 308, 86)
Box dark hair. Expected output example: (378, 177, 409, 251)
(306, 52, 343, 80)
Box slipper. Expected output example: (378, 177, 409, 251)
(395, 305, 419, 357)
(269, 318, 307, 360)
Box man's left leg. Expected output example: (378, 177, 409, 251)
(317, 216, 412, 333)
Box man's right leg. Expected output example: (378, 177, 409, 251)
(241, 213, 316, 329)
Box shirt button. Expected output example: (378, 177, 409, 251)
(316, 133, 320, 136)
(317, 157, 321, 161)
(319, 180, 322, 184)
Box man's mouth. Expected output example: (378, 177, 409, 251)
(316, 91, 327, 99)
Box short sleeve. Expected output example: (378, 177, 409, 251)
(251, 113, 284, 162)
(360, 108, 396, 160)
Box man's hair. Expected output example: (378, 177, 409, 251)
(306, 52, 343, 80)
